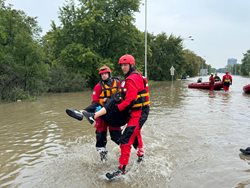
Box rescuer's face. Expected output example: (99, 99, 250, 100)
(101, 73, 109, 81)
(121, 64, 130, 75)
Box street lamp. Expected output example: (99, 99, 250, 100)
(182, 36, 194, 50)
(188, 36, 194, 41)
(183, 35, 194, 41)
(144, 0, 148, 78)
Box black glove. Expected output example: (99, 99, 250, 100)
(111, 92, 121, 102)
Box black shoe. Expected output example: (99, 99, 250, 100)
(105, 166, 126, 180)
(246, 147, 250, 151)
(66, 108, 83, 121)
(137, 155, 144, 163)
(82, 111, 95, 124)
(240, 148, 250, 155)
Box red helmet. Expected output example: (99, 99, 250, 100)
(118, 54, 135, 66)
(98, 65, 112, 75)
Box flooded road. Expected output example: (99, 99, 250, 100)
(0, 75, 250, 188)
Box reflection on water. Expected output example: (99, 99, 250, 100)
(0, 76, 250, 187)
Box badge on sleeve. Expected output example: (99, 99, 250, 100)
(121, 81, 126, 87)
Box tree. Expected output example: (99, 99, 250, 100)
(182, 49, 201, 77)
(43, 0, 143, 88)
(148, 33, 184, 80)
(0, 1, 49, 101)
(241, 50, 250, 76)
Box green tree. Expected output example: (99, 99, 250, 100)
(182, 49, 201, 77)
(0, 1, 49, 101)
(241, 50, 250, 76)
(43, 0, 143, 89)
(148, 33, 184, 80)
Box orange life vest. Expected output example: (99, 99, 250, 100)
(98, 79, 119, 106)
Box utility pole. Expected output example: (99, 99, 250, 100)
(144, 0, 148, 78)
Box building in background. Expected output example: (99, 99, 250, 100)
(227, 58, 237, 67)
(227, 58, 238, 75)
(200, 69, 208, 76)
(216, 58, 239, 74)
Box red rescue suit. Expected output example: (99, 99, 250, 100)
(92, 79, 121, 148)
(209, 75, 215, 91)
(117, 71, 150, 166)
(222, 73, 232, 91)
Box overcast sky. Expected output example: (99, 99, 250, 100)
(5, 0, 250, 69)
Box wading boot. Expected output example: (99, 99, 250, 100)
(137, 155, 144, 163)
(105, 165, 126, 180)
(97, 147, 108, 162)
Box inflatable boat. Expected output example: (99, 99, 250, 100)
(243, 84, 250, 94)
(188, 81, 223, 90)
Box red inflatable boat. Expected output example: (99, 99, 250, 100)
(243, 84, 250, 94)
(188, 81, 223, 90)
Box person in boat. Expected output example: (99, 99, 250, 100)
(209, 73, 215, 91)
(82, 54, 150, 178)
(214, 73, 221, 82)
(222, 71, 232, 92)
(81, 65, 124, 162)
(181, 74, 187, 80)
(197, 77, 202, 83)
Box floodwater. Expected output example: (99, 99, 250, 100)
(0, 74, 250, 188)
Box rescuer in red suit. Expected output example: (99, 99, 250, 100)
(222, 71, 232, 91)
(82, 65, 121, 162)
(114, 54, 150, 174)
(209, 73, 215, 91)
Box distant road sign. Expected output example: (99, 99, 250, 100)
(170, 66, 175, 76)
